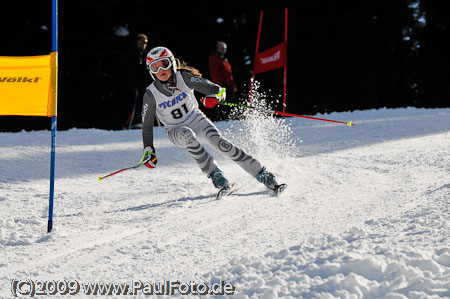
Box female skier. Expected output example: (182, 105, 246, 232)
(139, 46, 286, 196)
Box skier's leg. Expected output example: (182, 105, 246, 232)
(166, 126, 230, 189)
(190, 113, 263, 177)
(166, 126, 216, 174)
(189, 112, 283, 191)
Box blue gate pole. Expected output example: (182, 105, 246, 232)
(48, 117, 56, 233)
(48, 0, 58, 233)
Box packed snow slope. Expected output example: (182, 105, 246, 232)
(1, 107, 450, 298)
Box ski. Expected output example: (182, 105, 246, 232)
(216, 184, 237, 200)
(215, 183, 286, 199)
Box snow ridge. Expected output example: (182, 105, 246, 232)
(200, 186, 450, 298)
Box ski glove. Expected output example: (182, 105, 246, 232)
(140, 146, 157, 168)
(200, 96, 220, 108)
(200, 88, 226, 108)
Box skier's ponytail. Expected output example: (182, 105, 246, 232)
(175, 58, 202, 77)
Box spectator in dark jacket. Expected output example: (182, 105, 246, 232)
(123, 33, 152, 129)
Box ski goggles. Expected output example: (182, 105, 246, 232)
(148, 58, 172, 74)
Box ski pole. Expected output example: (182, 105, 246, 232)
(221, 102, 355, 126)
(217, 87, 226, 98)
(98, 162, 145, 181)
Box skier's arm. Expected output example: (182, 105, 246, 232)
(142, 90, 157, 150)
(181, 71, 222, 96)
(141, 90, 158, 168)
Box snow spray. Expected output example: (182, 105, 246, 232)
(223, 80, 302, 162)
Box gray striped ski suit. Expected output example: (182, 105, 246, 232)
(141, 70, 263, 177)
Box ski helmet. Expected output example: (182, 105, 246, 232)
(146, 46, 177, 79)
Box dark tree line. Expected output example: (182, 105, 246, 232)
(0, 0, 448, 132)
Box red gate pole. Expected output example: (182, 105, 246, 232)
(249, 10, 263, 104)
(283, 8, 288, 115)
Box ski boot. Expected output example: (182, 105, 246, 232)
(208, 167, 234, 199)
(208, 167, 231, 190)
(256, 167, 287, 195)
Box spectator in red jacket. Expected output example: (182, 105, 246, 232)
(209, 41, 238, 100)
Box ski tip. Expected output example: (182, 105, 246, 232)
(274, 183, 287, 195)
(98, 177, 102, 181)
(216, 184, 235, 200)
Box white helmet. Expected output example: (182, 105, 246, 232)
(146, 46, 177, 79)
